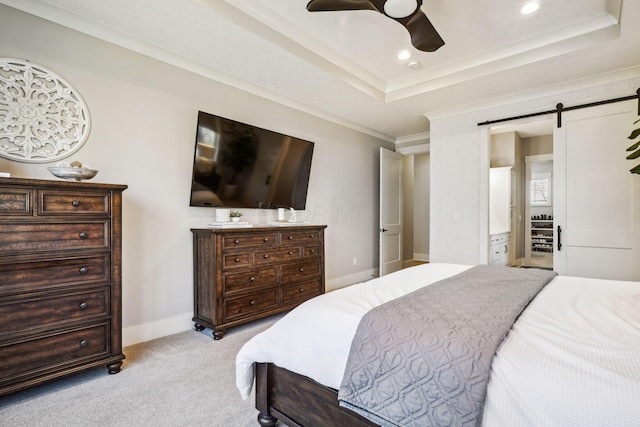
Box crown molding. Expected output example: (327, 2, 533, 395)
(0, 0, 395, 143)
(425, 65, 640, 122)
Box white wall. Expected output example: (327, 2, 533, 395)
(0, 5, 392, 345)
(429, 75, 640, 265)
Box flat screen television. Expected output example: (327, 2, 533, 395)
(189, 111, 314, 209)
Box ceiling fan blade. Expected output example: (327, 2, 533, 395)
(400, 9, 444, 52)
(306, 0, 378, 12)
(306, 0, 444, 53)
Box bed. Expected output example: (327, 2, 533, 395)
(236, 263, 640, 426)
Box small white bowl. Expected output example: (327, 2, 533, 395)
(48, 167, 98, 181)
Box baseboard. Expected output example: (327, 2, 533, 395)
(413, 253, 430, 262)
(123, 312, 193, 347)
(123, 268, 379, 346)
(326, 268, 378, 292)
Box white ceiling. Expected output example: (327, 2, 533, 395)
(3, 0, 639, 142)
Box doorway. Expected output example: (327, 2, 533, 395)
(391, 145, 430, 271)
(489, 119, 554, 268)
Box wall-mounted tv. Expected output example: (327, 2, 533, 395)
(189, 111, 314, 209)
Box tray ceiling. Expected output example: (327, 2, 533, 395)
(1, 0, 638, 142)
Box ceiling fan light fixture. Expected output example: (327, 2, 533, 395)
(520, 2, 540, 15)
(383, 0, 418, 19)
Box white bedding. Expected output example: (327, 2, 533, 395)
(235, 263, 640, 426)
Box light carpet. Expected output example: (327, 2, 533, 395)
(0, 314, 286, 427)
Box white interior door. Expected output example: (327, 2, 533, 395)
(554, 100, 640, 281)
(379, 148, 403, 276)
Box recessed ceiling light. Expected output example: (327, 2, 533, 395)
(397, 50, 411, 60)
(408, 61, 421, 70)
(521, 2, 540, 14)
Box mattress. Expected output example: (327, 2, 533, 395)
(235, 263, 640, 426)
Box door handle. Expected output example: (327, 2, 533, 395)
(557, 225, 562, 251)
(380, 228, 388, 233)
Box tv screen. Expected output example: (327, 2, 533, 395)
(189, 111, 314, 209)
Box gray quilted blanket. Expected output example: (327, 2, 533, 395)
(338, 265, 557, 427)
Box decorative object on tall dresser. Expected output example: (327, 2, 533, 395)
(0, 59, 91, 163)
(627, 117, 640, 174)
(191, 225, 326, 339)
(48, 160, 98, 181)
(0, 177, 127, 396)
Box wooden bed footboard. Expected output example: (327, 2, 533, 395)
(255, 362, 377, 427)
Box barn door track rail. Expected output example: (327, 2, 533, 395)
(477, 88, 640, 129)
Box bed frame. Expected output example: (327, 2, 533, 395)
(255, 362, 378, 427)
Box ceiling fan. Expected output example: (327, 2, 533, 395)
(306, 0, 445, 52)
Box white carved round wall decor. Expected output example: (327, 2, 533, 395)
(0, 58, 91, 163)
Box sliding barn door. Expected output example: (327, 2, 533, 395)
(554, 100, 640, 281)
(379, 148, 403, 276)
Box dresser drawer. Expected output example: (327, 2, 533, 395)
(254, 247, 302, 265)
(281, 259, 321, 282)
(281, 279, 322, 305)
(0, 255, 110, 295)
(0, 287, 110, 336)
(280, 230, 321, 245)
(0, 221, 109, 254)
(224, 267, 277, 294)
(305, 245, 320, 258)
(0, 187, 32, 216)
(38, 190, 111, 216)
(222, 233, 278, 250)
(222, 252, 251, 270)
(0, 324, 109, 382)
(223, 288, 278, 322)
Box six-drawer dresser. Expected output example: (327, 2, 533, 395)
(191, 225, 326, 339)
(0, 177, 127, 396)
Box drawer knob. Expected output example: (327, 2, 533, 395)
(79, 302, 88, 309)
(79, 232, 88, 239)
(235, 258, 240, 263)
(263, 238, 269, 242)
(79, 266, 89, 274)
(309, 234, 315, 238)
(234, 239, 240, 244)
(288, 251, 293, 255)
(72, 200, 80, 207)
(298, 288, 304, 293)
(250, 300, 256, 306)
(249, 277, 255, 282)
(263, 254, 269, 259)
(299, 267, 304, 272)
(288, 236, 293, 240)
(79, 340, 88, 348)
(309, 249, 315, 254)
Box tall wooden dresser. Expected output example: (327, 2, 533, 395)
(191, 225, 326, 339)
(0, 177, 127, 396)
